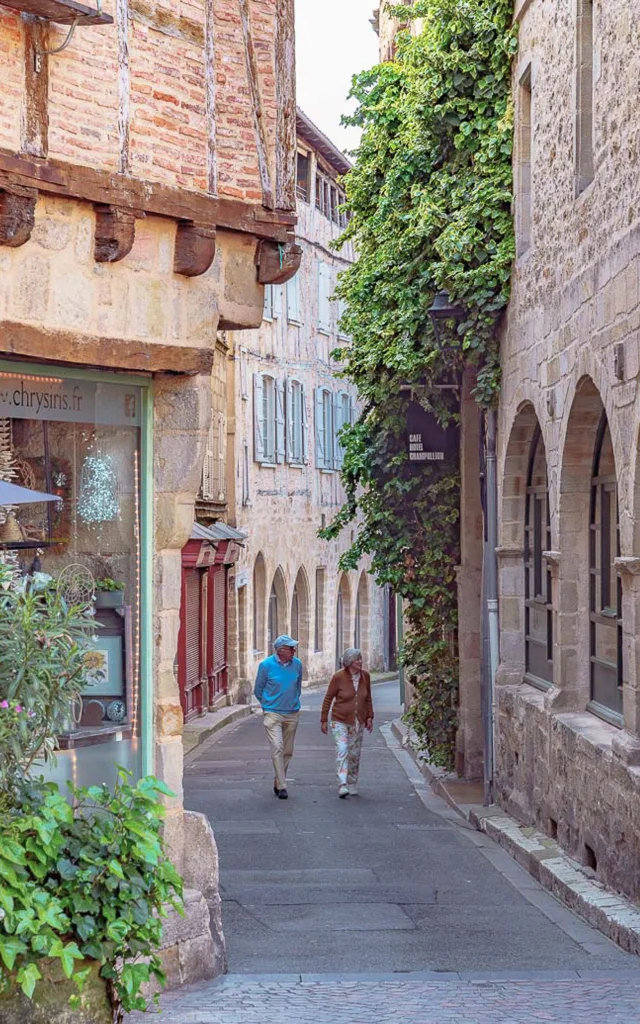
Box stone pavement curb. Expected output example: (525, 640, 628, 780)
(183, 705, 252, 757)
(390, 717, 640, 958)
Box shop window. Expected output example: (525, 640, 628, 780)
(524, 426, 553, 689)
(589, 415, 622, 721)
(0, 368, 145, 761)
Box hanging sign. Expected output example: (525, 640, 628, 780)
(406, 401, 458, 465)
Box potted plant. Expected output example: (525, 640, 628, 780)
(94, 578, 125, 610)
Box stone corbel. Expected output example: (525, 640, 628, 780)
(613, 556, 640, 577)
(542, 550, 561, 577)
(174, 222, 217, 277)
(0, 187, 37, 247)
(94, 204, 137, 263)
(496, 545, 524, 561)
(256, 239, 303, 285)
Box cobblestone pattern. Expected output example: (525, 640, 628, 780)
(130, 975, 640, 1023)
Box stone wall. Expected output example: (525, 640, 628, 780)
(495, 0, 640, 900)
(226, 137, 386, 693)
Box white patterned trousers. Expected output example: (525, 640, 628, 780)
(330, 720, 365, 787)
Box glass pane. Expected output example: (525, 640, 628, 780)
(0, 371, 143, 782)
(592, 659, 622, 715)
(594, 620, 617, 665)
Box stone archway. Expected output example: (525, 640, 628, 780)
(291, 566, 311, 672)
(497, 402, 547, 689)
(253, 552, 266, 655)
(354, 571, 370, 665)
(335, 573, 351, 669)
(268, 566, 288, 649)
(556, 377, 610, 712)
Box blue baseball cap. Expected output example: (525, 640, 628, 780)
(273, 635, 298, 649)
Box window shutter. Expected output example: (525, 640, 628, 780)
(333, 392, 341, 469)
(285, 378, 292, 462)
(263, 285, 273, 321)
(287, 273, 301, 323)
(201, 419, 216, 499)
(302, 385, 310, 465)
(273, 285, 282, 319)
(240, 347, 249, 400)
(315, 387, 325, 468)
(217, 411, 225, 500)
(253, 373, 264, 462)
(349, 395, 355, 424)
(318, 263, 330, 332)
(275, 378, 285, 464)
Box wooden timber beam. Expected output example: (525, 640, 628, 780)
(94, 204, 137, 263)
(174, 222, 217, 277)
(0, 187, 37, 247)
(256, 240, 302, 285)
(0, 150, 296, 244)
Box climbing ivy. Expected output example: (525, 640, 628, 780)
(323, 0, 517, 768)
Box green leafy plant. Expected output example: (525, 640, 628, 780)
(323, 0, 516, 767)
(0, 770, 184, 1021)
(0, 563, 95, 797)
(95, 578, 125, 593)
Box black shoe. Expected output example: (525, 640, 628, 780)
(278, 788, 289, 799)
(273, 784, 280, 796)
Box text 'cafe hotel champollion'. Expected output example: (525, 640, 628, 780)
(0, 0, 300, 984)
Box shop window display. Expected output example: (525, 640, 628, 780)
(0, 370, 144, 775)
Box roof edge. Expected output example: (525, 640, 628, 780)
(296, 108, 352, 177)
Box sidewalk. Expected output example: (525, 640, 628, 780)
(391, 718, 640, 956)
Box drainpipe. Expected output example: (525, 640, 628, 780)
(484, 408, 499, 803)
(396, 592, 405, 708)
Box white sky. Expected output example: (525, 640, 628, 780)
(295, 0, 380, 157)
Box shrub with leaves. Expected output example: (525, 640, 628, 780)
(0, 769, 184, 1021)
(324, 0, 517, 767)
(0, 562, 94, 796)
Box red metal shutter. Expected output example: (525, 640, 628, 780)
(212, 566, 226, 671)
(185, 570, 201, 689)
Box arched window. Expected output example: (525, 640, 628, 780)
(252, 553, 266, 653)
(335, 574, 351, 669)
(524, 426, 553, 688)
(268, 584, 278, 650)
(589, 415, 622, 720)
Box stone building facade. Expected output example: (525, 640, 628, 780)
(0, 0, 298, 985)
(226, 110, 387, 699)
(495, 0, 640, 901)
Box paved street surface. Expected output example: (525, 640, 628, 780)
(133, 681, 640, 1021)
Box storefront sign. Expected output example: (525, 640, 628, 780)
(406, 400, 458, 465)
(0, 372, 141, 426)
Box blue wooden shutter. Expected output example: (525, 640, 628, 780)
(253, 373, 264, 462)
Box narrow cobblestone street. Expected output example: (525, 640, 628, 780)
(132, 682, 640, 1021)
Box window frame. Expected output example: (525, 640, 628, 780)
(588, 414, 623, 725)
(286, 377, 306, 466)
(524, 425, 553, 690)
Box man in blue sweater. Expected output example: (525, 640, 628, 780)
(254, 635, 303, 800)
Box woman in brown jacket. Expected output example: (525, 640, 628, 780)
(320, 648, 374, 798)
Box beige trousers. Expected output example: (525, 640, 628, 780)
(263, 711, 300, 790)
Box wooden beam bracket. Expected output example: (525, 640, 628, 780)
(174, 221, 217, 277)
(256, 239, 302, 285)
(0, 187, 37, 248)
(94, 204, 136, 263)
